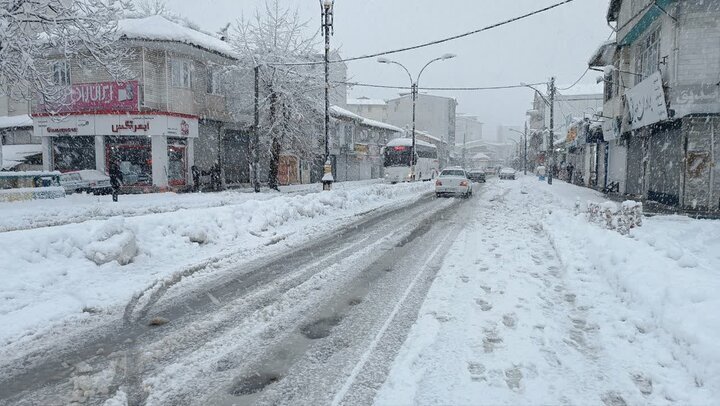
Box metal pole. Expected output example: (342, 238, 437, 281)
(411, 82, 417, 179)
(462, 131, 466, 169)
(548, 77, 555, 185)
(324, 6, 330, 165)
(524, 121, 528, 175)
(253, 65, 260, 192)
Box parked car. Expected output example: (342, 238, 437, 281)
(435, 167, 472, 198)
(467, 169, 486, 183)
(0, 171, 66, 202)
(499, 167, 517, 180)
(65, 170, 112, 195)
(59, 172, 87, 194)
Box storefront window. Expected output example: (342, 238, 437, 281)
(53, 136, 95, 172)
(168, 138, 187, 186)
(106, 137, 152, 186)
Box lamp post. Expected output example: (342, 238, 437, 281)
(320, 0, 334, 190)
(522, 80, 555, 184)
(507, 126, 527, 175)
(378, 53, 456, 180)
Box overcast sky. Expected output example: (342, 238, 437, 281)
(165, 0, 612, 133)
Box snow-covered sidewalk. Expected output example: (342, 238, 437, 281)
(0, 180, 431, 348)
(375, 177, 719, 405)
(0, 179, 382, 232)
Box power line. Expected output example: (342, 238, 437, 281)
(338, 81, 549, 91)
(272, 0, 576, 66)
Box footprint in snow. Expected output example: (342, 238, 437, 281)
(459, 275, 470, 283)
(502, 313, 518, 329)
(475, 298, 493, 311)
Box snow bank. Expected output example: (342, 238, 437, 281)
(0, 181, 431, 346)
(541, 183, 720, 397)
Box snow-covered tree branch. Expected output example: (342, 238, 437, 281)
(227, 0, 324, 190)
(0, 0, 132, 104)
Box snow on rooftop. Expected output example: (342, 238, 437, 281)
(386, 138, 435, 148)
(1, 144, 42, 170)
(0, 114, 33, 129)
(361, 118, 403, 133)
(347, 98, 387, 106)
(330, 105, 365, 121)
(330, 105, 402, 132)
(118, 15, 236, 58)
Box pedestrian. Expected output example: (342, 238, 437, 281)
(567, 163, 575, 184)
(109, 160, 123, 202)
(191, 165, 200, 192)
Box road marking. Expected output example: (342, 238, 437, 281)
(331, 228, 455, 406)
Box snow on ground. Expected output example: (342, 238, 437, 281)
(0, 179, 382, 232)
(375, 176, 719, 405)
(0, 180, 431, 348)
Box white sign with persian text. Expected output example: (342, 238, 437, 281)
(34, 114, 199, 138)
(625, 71, 668, 130)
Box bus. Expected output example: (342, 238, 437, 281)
(383, 138, 439, 183)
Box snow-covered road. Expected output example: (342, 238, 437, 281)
(2, 177, 718, 406)
(376, 178, 718, 405)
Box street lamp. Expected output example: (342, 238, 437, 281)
(378, 53, 456, 180)
(522, 80, 556, 184)
(507, 126, 528, 175)
(320, 0, 335, 190)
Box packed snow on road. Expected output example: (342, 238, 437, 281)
(2, 176, 719, 405)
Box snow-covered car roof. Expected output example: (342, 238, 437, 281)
(500, 168, 516, 173)
(70, 170, 110, 181)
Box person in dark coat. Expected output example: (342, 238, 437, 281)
(109, 160, 123, 202)
(567, 163, 575, 184)
(191, 165, 200, 192)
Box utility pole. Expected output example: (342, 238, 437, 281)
(411, 82, 417, 176)
(548, 76, 555, 185)
(253, 65, 260, 192)
(462, 131, 467, 169)
(523, 121, 528, 175)
(320, 0, 334, 190)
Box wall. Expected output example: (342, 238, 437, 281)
(683, 116, 720, 210)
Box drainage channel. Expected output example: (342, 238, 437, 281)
(206, 198, 464, 405)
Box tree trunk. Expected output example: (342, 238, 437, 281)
(267, 88, 280, 191)
(268, 137, 281, 191)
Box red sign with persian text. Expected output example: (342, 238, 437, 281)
(37, 81, 139, 113)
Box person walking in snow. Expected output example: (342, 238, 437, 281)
(109, 160, 123, 202)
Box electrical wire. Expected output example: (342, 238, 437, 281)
(271, 0, 576, 66)
(337, 81, 549, 91)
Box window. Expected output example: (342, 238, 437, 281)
(635, 26, 661, 84)
(171, 59, 193, 88)
(206, 67, 220, 94)
(52, 61, 71, 86)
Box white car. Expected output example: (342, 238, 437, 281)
(64, 170, 113, 195)
(499, 167, 517, 180)
(435, 168, 472, 198)
(59, 172, 86, 194)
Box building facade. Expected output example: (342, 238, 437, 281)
(329, 105, 403, 181)
(384, 93, 457, 166)
(597, 0, 720, 210)
(32, 15, 242, 191)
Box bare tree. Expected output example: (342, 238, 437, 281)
(229, 0, 324, 190)
(0, 0, 131, 168)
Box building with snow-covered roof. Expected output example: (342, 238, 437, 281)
(30, 15, 248, 191)
(329, 105, 404, 182)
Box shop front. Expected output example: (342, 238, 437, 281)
(34, 112, 198, 190)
